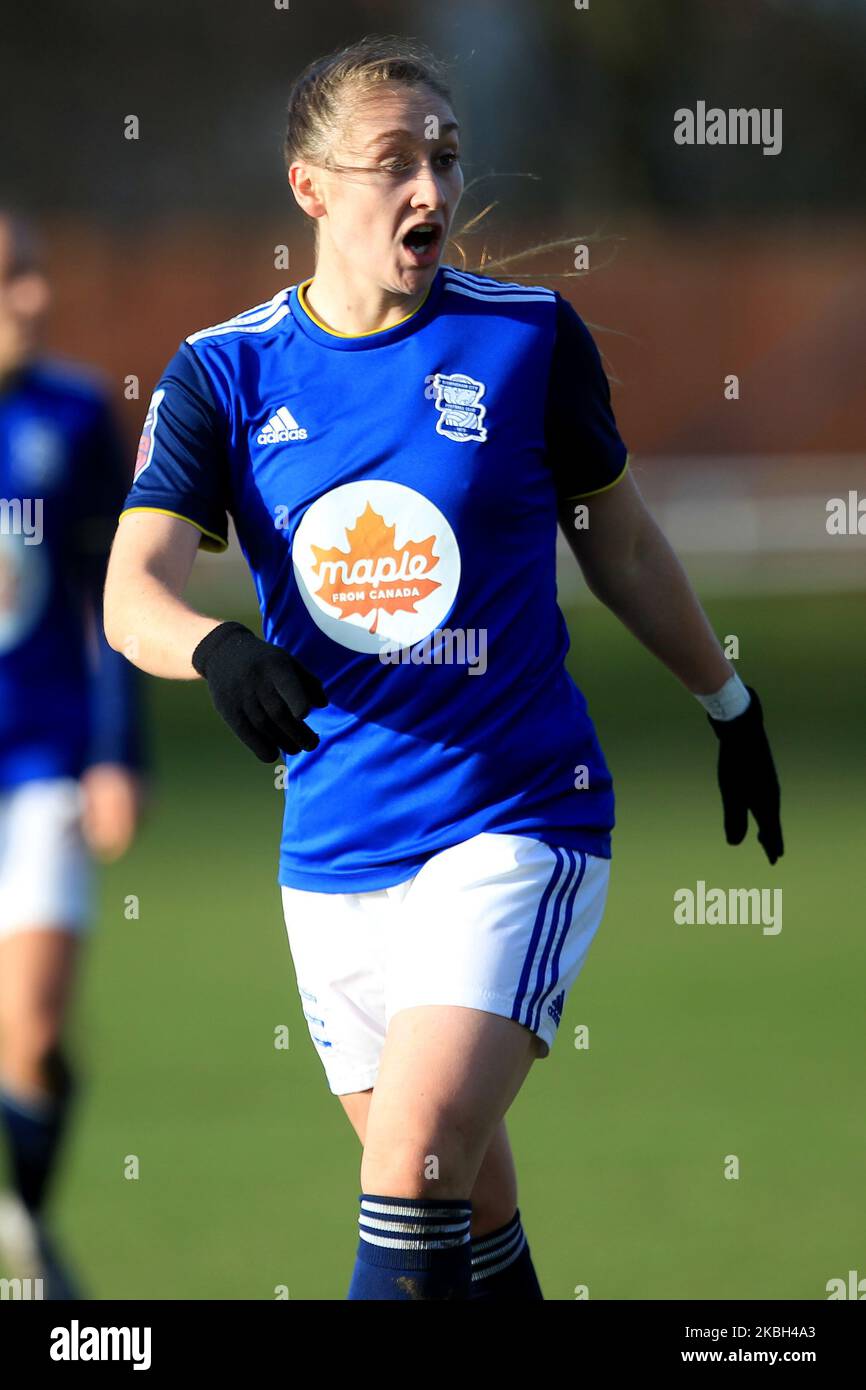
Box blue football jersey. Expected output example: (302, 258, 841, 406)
(121, 267, 628, 892)
(0, 360, 144, 786)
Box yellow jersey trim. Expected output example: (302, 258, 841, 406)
(564, 454, 630, 501)
(119, 506, 228, 553)
(297, 277, 433, 339)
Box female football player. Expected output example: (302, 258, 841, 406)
(103, 36, 782, 1301)
(0, 209, 145, 1297)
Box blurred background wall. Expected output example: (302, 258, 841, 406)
(3, 0, 864, 604)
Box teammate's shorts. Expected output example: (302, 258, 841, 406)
(280, 831, 610, 1095)
(0, 778, 92, 939)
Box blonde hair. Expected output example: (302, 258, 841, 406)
(283, 34, 620, 302)
(283, 34, 451, 174)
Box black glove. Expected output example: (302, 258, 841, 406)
(708, 686, 783, 865)
(191, 621, 327, 763)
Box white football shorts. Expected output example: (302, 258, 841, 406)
(280, 831, 611, 1095)
(0, 778, 92, 939)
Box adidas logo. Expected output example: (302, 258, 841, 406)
(257, 406, 308, 444)
(547, 990, 565, 1027)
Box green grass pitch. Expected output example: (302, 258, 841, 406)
(14, 591, 861, 1299)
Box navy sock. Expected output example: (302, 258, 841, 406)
(469, 1208, 544, 1300)
(0, 1068, 74, 1214)
(347, 1193, 473, 1300)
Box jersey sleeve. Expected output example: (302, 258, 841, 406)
(120, 343, 230, 552)
(70, 393, 132, 560)
(65, 395, 148, 772)
(544, 292, 629, 500)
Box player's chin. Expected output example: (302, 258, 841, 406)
(394, 257, 441, 295)
(396, 261, 439, 288)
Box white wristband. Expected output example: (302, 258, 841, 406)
(694, 672, 751, 721)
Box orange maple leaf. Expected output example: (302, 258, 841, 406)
(310, 500, 441, 633)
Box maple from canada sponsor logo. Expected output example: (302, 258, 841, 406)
(312, 503, 440, 621)
(292, 479, 460, 653)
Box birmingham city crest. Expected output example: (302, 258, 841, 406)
(432, 372, 488, 443)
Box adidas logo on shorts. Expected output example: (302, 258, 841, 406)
(257, 406, 308, 444)
(547, 990, 565, 1027)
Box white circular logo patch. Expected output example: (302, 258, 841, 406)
(292, 480, 460, 653)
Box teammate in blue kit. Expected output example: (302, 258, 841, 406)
(0, 210, 146, 1295)
(104, 38, 783, 1301)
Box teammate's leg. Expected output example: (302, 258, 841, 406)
(0, 927, 80, 1216)
(0, 779, 90, 1295)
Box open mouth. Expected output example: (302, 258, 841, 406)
(402, 223, 442, 259)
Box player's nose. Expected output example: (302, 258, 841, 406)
(408, 160, 448, 207)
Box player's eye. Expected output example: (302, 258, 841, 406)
(379, 150, 461, 176)
(379, 155, 414, 174)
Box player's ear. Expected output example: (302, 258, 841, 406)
(288, 160, 326, 221)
